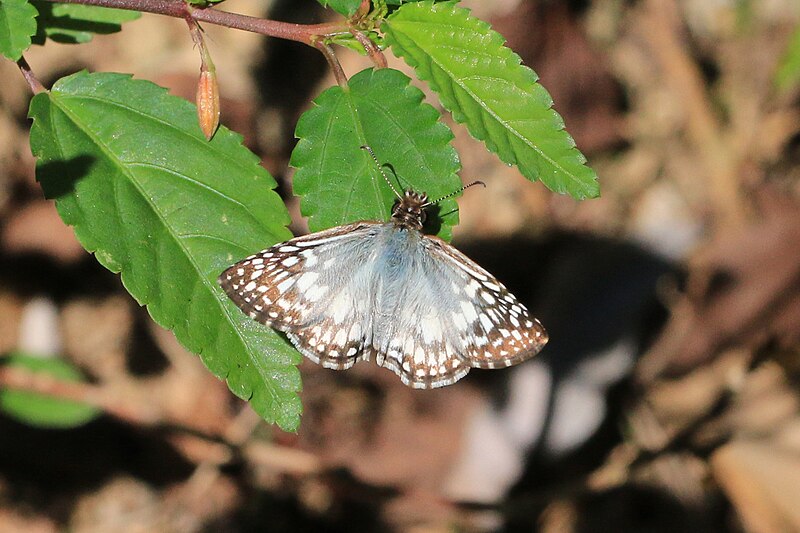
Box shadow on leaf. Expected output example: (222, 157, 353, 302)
(36, 154, 95, 199)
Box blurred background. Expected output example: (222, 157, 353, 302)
(1, 0, 800, 531)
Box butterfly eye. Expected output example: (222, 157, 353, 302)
(419, 210, 427, 224)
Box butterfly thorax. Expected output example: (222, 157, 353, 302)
(391, 190, 428, 231)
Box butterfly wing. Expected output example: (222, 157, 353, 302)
(428, 237, 548, 367)
(220, 222, 547, 388)
(218, 222, 383, 370)
(373, 233, 548, 388)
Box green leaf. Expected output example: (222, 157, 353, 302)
(0, 0, 38, 60)
(30, 1, 139, 45)
(316, 0, 361, 17)
(384, 1, 599, 199)
(776, 25, 800, 93)
(0, 352, 100, 428)
(375, 0, 455, 17)
(28, 71, 303, 431)
(290, 67, 461, 240)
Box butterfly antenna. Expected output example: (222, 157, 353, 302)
(360, 145, 402, 199)
(423, 180, 486, 207)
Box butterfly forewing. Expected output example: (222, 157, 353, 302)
(219, 222, 383, 369)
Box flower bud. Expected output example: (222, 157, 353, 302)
(197, 68, 220, 141)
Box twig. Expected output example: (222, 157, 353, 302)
(0, 364, 321, 476)
(38, 0, 349, 46)
(0, 365, 160, 424)
(243, 440, 322, 476)
(34, 0, 389, 83)
(639, 0, 747, 230)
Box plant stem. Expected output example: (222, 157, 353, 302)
(38, 0, 350, 46)
(356, 0, 371, 18)
(0, 364, 158, 423)
(17, 56, 46, 94)
(315, 39, 348, 88)
(350, 29, 386, 69)
(0, 364, 321, 475)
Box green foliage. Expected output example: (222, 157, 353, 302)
(0, 0, 38, 60)
(13, 0, 597, 429)
(776, 25, 800, 93)
(28, 71, 303, 431)
(384, 1, 599, 199)
(30, 1, 139, 44)
(371, 0, 458, 19)
(0, 352, 100, 428)
(291, 67, 461, 240)
(316, 0, 361, 17)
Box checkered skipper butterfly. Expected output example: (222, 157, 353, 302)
(219, 147, 548, 388)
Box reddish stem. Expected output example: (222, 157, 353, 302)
(356, 0, 371, 18)
(350, 29, 387, 69)
(17, 56, 46, 94)
(315, 40, 348, 88)
(38, 0, 349, 45)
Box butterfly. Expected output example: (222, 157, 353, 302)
(218, 148, 548, 388)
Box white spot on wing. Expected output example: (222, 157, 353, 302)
(464, 281, 479, 298)
(460, 300, 478, 322)
(421, 320, 442, 343)
(277, 278, 294, 294)
(300, 251, 318, 267)
(348, 322, 362, 342)
(305, 285, 327, 302)
(296, 271, 319, 292)
(333, 329, 347, 348)
(331, 293, 351, 324)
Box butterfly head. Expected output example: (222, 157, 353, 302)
(360, 144, 486, 232)
(391, 189, 428, 231)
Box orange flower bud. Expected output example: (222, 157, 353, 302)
(197, 68, 220, 141)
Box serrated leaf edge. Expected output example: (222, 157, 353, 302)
(386, 3, 599, 199)
(35, 82, 300, 428)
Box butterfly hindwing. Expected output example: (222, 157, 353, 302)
(375, 310, 472, 389)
